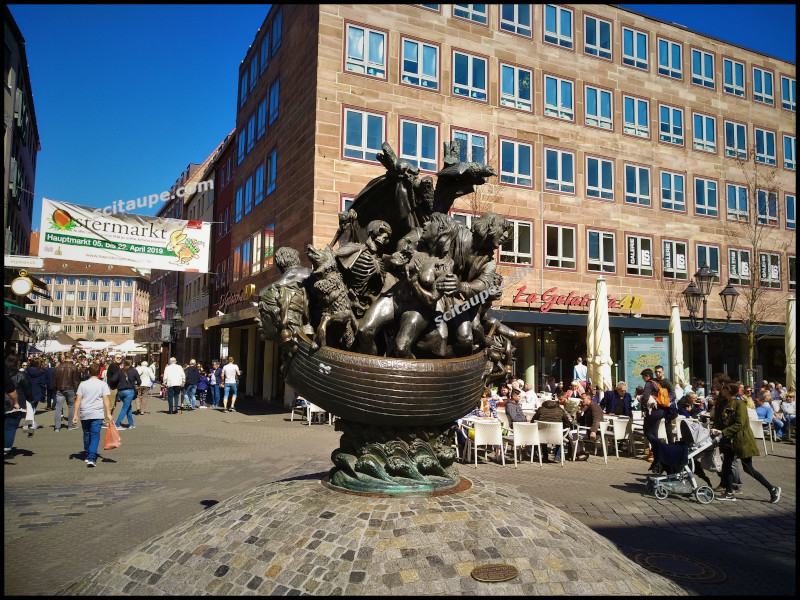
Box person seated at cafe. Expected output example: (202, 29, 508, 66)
(557, 391, 579, 423)
(600, 381, 632, 416)
(566, 380, 583, 399)
(571, 393, 605, 461)
(677, 399, 693, 418)
(479, 387, 498, 419)
(492, 384, 510, 408)
(544, 377, 558, 394)
(531, 391, 573, 463)
(632, 385, 644, 410)
(521, 382, 539, 409)
(505, 388, 528, 425)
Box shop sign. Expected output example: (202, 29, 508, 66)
(217, 284, 256, 312)
(512, 286, 644, 313)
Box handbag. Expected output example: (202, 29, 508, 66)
(103, 421, 122, 450)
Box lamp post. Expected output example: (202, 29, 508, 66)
(682, 264, 740, 393)
(153, 303, 184, 369)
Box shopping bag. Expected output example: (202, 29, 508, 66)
(103, 421, 122, 450)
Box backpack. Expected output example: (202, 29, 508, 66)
(652, 380, 670, 408)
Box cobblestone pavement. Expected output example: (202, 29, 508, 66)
(4, 393, 796, 596)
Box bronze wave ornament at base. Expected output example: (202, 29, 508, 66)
(256, 140, 528, 494)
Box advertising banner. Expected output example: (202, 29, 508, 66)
(622, 334, 671, 384)
(38, 199, 211, 273)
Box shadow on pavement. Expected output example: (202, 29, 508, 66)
(200, 499, 220, 509)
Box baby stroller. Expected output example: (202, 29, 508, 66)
(645, 420, 721, 504)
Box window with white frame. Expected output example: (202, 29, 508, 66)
(78, 291, 86, 301)
(696, 244, 721, 282)
(399, 119, 438, 171)
(453, 4, 488, 24)
(755, 127, 776, 165)
(660, 171, 685, 212)
(100, 292, 108, 301)
(499, 139, 532, 187)
(759, 252, 781, 289)
(545, 224, 576, 269)
(753, 67, 774, 105)
(268, 78, 279, 125)
(453, 51, 487, 101)
(343, 107, 384, 162)
(781, 75, 796, 111)
(691, 49, 715, 88)
(657, 38, 682, 79)
(452, 129, 486, 164)
(345, 24, 386, 78)
(694, 177, 718, 217)
(123, 293, 132, 302)
(500, 219, 533, 265)
(662, 239, 688, 280)
(728, 248, 751, 286)
(251, 232, 262, 276)
(500, 63, 532, 111)
(246, 114, 255, 152)
(451, 212, 477, 229)
(65, 291, 74, 301)
(626, 234, 652, 277)
(544, 4, 573, 49)
(789, 256, 797, 291)
(254, 163, 264, 206)
(544, 148, 575, 193)
(89, 292, 97, 301)
(544, 75, 574, 121)
(723, 57, 745, 96)
(726, 183, 748, 222)
(693, 113, 716, 152)
(786, 194, 796, 230)
(75, 324, 84, 334)
(266, 149, 277, 195)
(401, 38, 439, 90)
(622, 27, 648, 69)
(500, 4, 531, 36)
(624, 164, 651, 206)
(658, 104, 683, 145)
(757, 189, 778, 226)
(587, 229, 616, 273)
(623, 95, 649, 137)
(784, 135, 796, 170)
(112, 292, 121, 302)
(584, 14, 611, 59)
(586, 156, 613, 200)
(724, 120, 747, 159)
(585, 85, 612, 129)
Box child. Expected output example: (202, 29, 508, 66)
(197, 370, 209, 408)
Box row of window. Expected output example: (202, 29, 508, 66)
(36, 304, 134, 320)
(216, 222, 275, 289)
(42, 276, 134, 287)
(223, 149, 277, 238)
(49, 291, 133, 302)
(239, 8, 282, 108)
(341, 107, 797, 229)
(449, 211, 796, 292)
(55, 325, 129, 335)
(407, 5, 796, 112)
(237, 77, 279, 165)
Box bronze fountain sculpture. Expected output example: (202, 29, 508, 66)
(257, 141, 527, 494)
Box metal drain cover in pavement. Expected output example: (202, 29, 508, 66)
(627, 551, 726, 583)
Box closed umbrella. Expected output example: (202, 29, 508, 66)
(593, 277, 613, 392)
(669, 302, 687, 387)
(586, 295, 596, 387)
(787, 296, 796, 392)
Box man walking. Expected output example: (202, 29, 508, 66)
(53, 354, 81, 432)
(209, 360, 221, 408)
(105, 354, 123, 422)
(162, 358, 185, 414)
(184, 359, 200, 411)
(72, 363, 112, 468)
(221, 356, 242, 413)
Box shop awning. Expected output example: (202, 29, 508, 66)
(4, 301, 61, 323)
(5, 315, 36, 343)
(203, 305, 259, 329)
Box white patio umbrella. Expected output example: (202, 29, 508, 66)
(593, 277, 614, 392)
(787, 296, 796, 392)
(669, 302, 687, 387)
(586, 295, 596, 387)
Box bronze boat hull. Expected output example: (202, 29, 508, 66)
(284, 334, 487, 426)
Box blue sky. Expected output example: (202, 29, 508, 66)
(9, 4, 796, 234)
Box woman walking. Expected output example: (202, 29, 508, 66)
(711, 381, 781, 503)
(112, 359, 141, 430)
(24, 358, 48, 434)
(135, 360, 154, 415)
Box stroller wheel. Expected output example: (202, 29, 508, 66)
(654, 485, 669, 500)
(695, 486, 715, 504)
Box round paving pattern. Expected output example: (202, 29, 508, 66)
(627, 551, 727, 583)
(58, 476, 690, 596)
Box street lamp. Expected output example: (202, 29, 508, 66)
(682, 264, 740, 394)
(154, 303, 184, 365)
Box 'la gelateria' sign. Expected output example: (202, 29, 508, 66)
(512, 286, 644, 313)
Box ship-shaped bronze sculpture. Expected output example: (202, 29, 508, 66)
(257, 141, 528, 494)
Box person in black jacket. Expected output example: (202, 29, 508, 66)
(5, 355, 31, 453)
(24, 358, 47, 434)
(113, 359, 141, 430)
(183, 359, 201, 411)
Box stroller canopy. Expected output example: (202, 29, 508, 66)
(680, 419, 711, 447)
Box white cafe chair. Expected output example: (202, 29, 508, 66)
(749, 419, 771, 455)
(511, 422, 541, 467)
(605, 417, 632, 460)
(290, 396, 307, 421)
(306, 402, 330, 426)
(466, 421, 505, 468)
(535, 421, 570, 467)
(570, 420, 609, 464)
